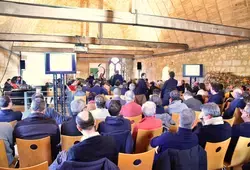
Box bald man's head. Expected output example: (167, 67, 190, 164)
(76, 110, 95, 131)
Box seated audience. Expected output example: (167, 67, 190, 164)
(111, 80, 121, 92)
(82, 81, 91, 93)
(177, 80, 185, 94)
(192, 82, 200, 94)
(67, 111, 118, 164)
(218, 83, 225, 99)
(33, 93, 70, 124)
(150, 94, 165, 114)
(0, 96, 22, 122)
(149, 81, 160, 96)
(132, 101, 162, 139)
(129, 83, 136, 92)
(151, 109, 198, 161)
(68, 80, 78, 92)
(91, 95, 110, 119)
(3, 79, 12, 92)
(225, 104, 250, 163)
(120, 90, 142, 117)
(166, 90, 188, 115)
(121, 82, 128, 95)
(197, 83, 209, 96)
(86, 92, 96, 111)
(0, 122, 14, 165)
(106, 88, 126, 108)
(13, 98, 60, 160)
(61, 99, 85, 136)
(184, 83, 193, 93)
(193, 103, 231, 148)
(183, 91, 202, 111)
(207, 83, 224, 104)
(223, 88, 246, 119)
(90, 81, 108, 95)
(73, 85, 85, 98)
(98, 100, 131, 133)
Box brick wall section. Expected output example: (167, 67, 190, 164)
(134, 42, 250, 81)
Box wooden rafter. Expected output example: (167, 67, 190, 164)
(0, 1, 250, 38)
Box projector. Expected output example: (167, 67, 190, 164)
(74, 44, 88, 53)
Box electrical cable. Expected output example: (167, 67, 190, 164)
(0, 41, 15, 84)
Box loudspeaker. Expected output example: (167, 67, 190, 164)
(20, 60, 26, 70)
(137, 62, 142, 70)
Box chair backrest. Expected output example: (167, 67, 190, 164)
(135, 127, 163, 153)
(74, 96, 86, 104)
(95, 119, 104, 130)
(0, 140, 9, 167)
(0, 161, 48, 170)
(105, 95, 114, 100)
(229, 137, 250, 167)
(224, 117, 235, 126)
(9, 120, 17, 128)
(205, 138, 231, 170)
(233, 108, 244, 125)
(61, 135, 82, 151)
(12, 105, 25, 112)
(171, 113, 179, 132)
(192, 111, 201, 128)
(125, 115, 142, 124)
(16, 137, 52, 168)
(118, 149, 155, 170)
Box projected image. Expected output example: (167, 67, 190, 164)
(183, 64, 203, 77)
(45, 53, 77, 74)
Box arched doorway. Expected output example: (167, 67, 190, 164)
(162, 66, 169, 81)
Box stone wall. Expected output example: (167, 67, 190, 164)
(134, 42, 250, 82)
(0, 42, 20, 85)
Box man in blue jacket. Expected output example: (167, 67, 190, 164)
(223, 88, 246, 119)
(0, 96, 22, 122)
(67, 110, 118, 164)
(161, 71, 178, 106)
(207, 83, 224, 104)
(90, 81, 108, 95)
(151, 108, 198, 161)
(112, 71, 123, 86)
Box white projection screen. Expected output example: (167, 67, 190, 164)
(183, 64, 203, 77)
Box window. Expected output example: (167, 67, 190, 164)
(109, 57, 122, 77)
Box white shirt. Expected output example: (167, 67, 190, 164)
(90, 108, 110, 119)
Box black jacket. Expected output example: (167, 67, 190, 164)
(153, 145, 207, 170)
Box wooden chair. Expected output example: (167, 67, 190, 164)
(12, 105, 25, 112)
(233, 108, 243, 125)
(192, 111, 201, 128)
(105, 95, 114, 100)
(170, 113, 179, 133)
(74, 96, 87, 104)
(125, 115, 142, 124)
(224, 137, 250, 169)
(0, 140, 8, 168)
(8, 121, 17, 128)
(16, 137, 52, 168)
(0, 161, 48, 170)
(95, 119, 104, 130)
(205, 138, 231, 170)
(118, 149, 155, 170)
(61, 135, 82, 151)
(224, 117, 235, 126)
(135, 127, 163, 153)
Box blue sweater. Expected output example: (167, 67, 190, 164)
(0, 109, 22, 122)
(208, 93, 223, 104)
(151, 128, 198, 161)
(98, 116, 131, 133)
(193, 121, 231, 148)
(223, 98, 246, 119)
(90, 86, 108, 95)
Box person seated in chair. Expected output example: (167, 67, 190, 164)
(90, 81, 108, 95)
(0, 122, 14, 166)
(183, 91, 202, 111)
(151, 108, 198, 161)
(225, 104, 250, 163)
(61, 99, 85, 136)
(91, 95, 110, 119)
(150, 94, 165, 114)
(120, 90, 142, 117)
(207, 83, 224, 104)
(193, 103, 231, 148)
(73, 85, 86, 98)
(223, 88, 246, 119)
(3, 79, 13, 92)
(166, 90, 188, 115)
(98, 100, 131, 134)
(0, 96, 22, 122)
(132, 101, 162, 140)
(105, 88, 126, 108)
(13, 98, 60, 160)
(67, 111, 118, 164)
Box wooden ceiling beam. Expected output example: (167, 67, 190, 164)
(77, 53, 134, 59)
(12, 46, 154, 55)
(0, 33, 188, 49)
(0, 1, 250, 38)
